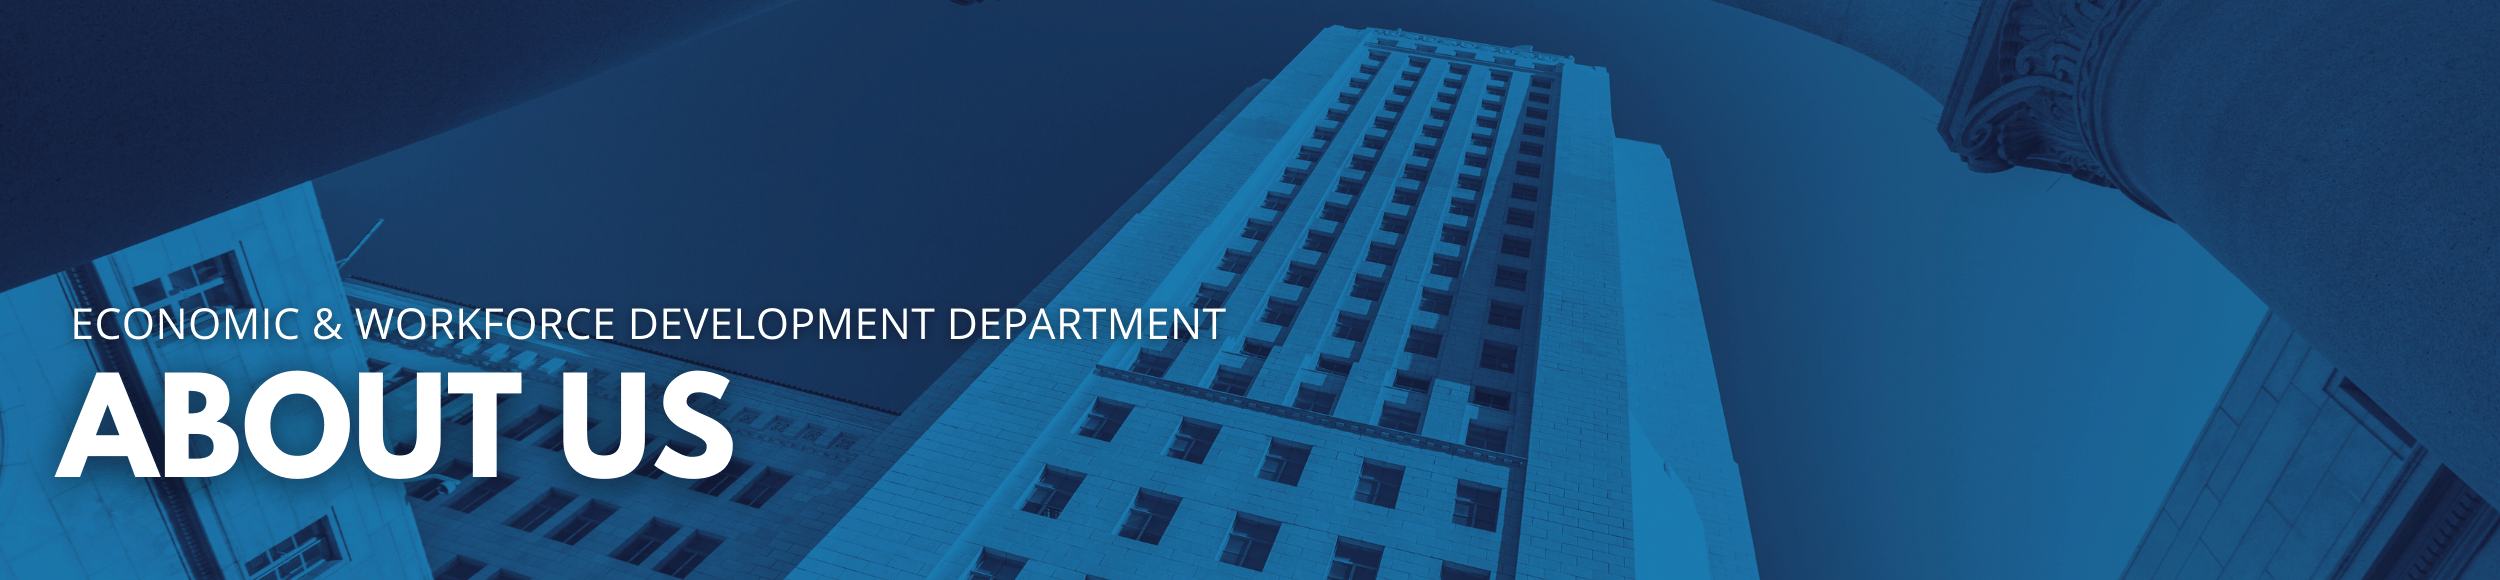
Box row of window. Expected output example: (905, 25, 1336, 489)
(1071, 400, 1506, 528)
(430, 505, 722, 579)
(970, 536, 1492, 580)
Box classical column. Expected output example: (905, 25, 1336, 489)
(1938, 0, 2500, 488)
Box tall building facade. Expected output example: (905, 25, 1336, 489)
(791, 27, 1757, 580)
(341, 278, 898, 580)
(0, 184, 431, 579)
(2121, 313, 2500, 580)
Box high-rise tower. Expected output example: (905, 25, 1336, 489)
(794, 27, 1757, 580)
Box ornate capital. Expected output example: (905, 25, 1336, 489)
(1941, 0, 2167, 219)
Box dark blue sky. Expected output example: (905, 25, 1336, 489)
(313, 1, 2266, 578)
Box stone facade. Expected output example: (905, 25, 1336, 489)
(0, 184, 431, 580)
(791, 27, 1758, 580)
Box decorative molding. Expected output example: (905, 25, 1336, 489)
(1371, 29, 1570, 65)
(1093, 365, 1527, 468)
(1940, 0, 2168, 219)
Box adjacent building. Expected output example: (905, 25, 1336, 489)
(2120, 313, 2500, 580)
(0, 184, 432, 579)
(792, 27, 1758, 580)
(343, 278, 899, 580)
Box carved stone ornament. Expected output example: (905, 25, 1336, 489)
(1940, 0, 2168, 219)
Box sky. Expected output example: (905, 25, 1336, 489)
(312, 1, 2269, 578)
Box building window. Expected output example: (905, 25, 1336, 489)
(1350, 278, 1387, 301)
(1404, 329, 1443, 357)
(1241, 222, 1273, 241)
(446, 476, 517, 514)
(1420, 124, 1442, 138)
(1494, 266, 1530, 290)
(1507, 208, 1538, 228)
(487, 570, 529, 580)
(1531, 77, 1553, 89)
(1021, 466, 1085, 518)
(1519, 142, 1545, 156)
(651, 532, 722, 579)
(1323, 203, 1353, 221)
(1471, 134, 1494, 147)
(1355, 462, 1405, 508)
(731, 468, 794, 508)
(1379, 406, 1422, 434)
(1464, 154, 1489, 168)
(1465, 423, 1510, 453)
(1077, 399, 1133, 441)
(1523, 124, 1547, 137)
(133, 252, 250, 311)
(1511, 184, 1541, 201)
(1444, 78, 1464, 89)
(1440, 226, 1470, 245)
(1392, 372, 1433, 392)
(434, 557, 485, 580)
(544, 500, 616, 545)
(1451, 199, 1479, 217)
(243, 518, 341, 580)
(610, 519, 681, 565)
(1443, 563, 1493, 580)
(1419, 291, 1453, 314)
(1470, 386, 1513, 411)
(1167, 419, 1221, 463)
(1458, 176, 1484, 191)
(1220, 514, 1282, 571)
(1282, 170, 1310, 185)
(1298, 147, 1324, 162)
(506, 488, 577, 532)
(1131, 351, 1174, 377)
(1218, 251, 1253, 273)
(1193, 286, 1229, 309)
(1454, 482, 1503, 531)
(1380, 215, 1411, 234)
(1515, 161, 1543, 177)
(1241, 340, 1275, 358)
(1285, 264, 1319, 287)
(1500, 235, 1532, 257)
(1314, 128, 1337, 141)
(1365, 244, 1399, 266)
(1259, 440, 1311, 485)
(1212, 370, 1255, 396)
(1475, 116, 1499, 129)
(1262, 300, 1301, 325)
(1339, 93, 1361, 105)
(1333, 314, 1372, 341)
(1480, 341, 1520, 373)
(1430, 256, 1463, 278)
(969, 549, 1026, 580)
(1413, 144, 1438, 159)
(688, 459, 751, 496)
(1326, 110, 1348, 122)
(1117, 491, 1183, 545)
(1304, 232, 1337, 252)
(1293, 388, 1339, 414)
(1402, 166, 1430, 181)
(1384, 100, 1406, 113)
(1488, 301, 1525, 328)
(1329, 539, 1385, 580)
(1392, 188, 1421, 205)
(1525, 107, 1549, 120)
(1528, 91, 1550, 103)
(1479, 100, 1501, 112)
(502, 406, 558, 441)
(1372, 117, 1398, 131)
(1317, 356, 1355, 376)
